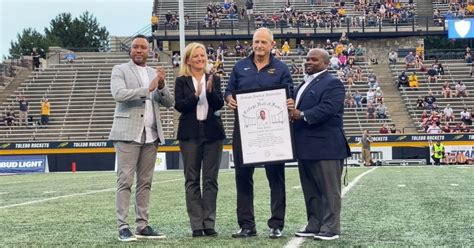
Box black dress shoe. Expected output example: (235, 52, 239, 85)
(192, 229, 204, 237)
(269, 228, 282, 239)
(204, 228, 218, 236)
(231, 228, 257, 238)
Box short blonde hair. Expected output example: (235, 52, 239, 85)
(179, 42, 208, 77)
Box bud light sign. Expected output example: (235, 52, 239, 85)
(0, 155, 48, 174)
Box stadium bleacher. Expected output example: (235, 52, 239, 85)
(0, 52, 175, 142)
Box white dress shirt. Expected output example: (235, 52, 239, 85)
(296, 69, 327, 106)
(192, 75, 209, 120)
(134, 65, 158, 144)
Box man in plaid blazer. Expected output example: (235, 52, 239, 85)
(109, 35, 173, 242)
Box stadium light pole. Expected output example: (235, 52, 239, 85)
(179, 0, 185, 56)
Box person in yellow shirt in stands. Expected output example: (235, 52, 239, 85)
(151, 13, 159, 33)
(408, 71, 419, 88)
(40, 98, 50, 125)
(281, 41, 290, 56)
(337, 7, 346, 18)
(467, 3, 474, 14)
(416, 44, 424, 58)
(335, 43, 344, 56)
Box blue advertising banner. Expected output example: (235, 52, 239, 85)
(448, 18, 474, 39)
(0, 155, 48, 174)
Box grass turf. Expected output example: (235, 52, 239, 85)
(0, 166, 472, 247)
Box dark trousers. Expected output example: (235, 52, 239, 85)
(232, 129, 285, 230)
(235, 163, 286, 230)
(431, 155, 441, 165)
(298, 159, 343, 234)
(179, 135, 223, 231)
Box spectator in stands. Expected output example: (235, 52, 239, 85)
(408, 71, 419, 88)
(281, 41, 290, 56)
(40, 98, 50, 126)
(388, 51, 398, 65)
(64, 51, 76, 64)
(404, 52, 415, 69)
(355, 66, 363, 81)
(390, 124, 397, 134)
(354, 90, 363, 110)
(443, 104, 455, 123)
(416, 43, 424, 58)
(366, 88, 375, 104)
(420, 110, 429, 128)
(429, 111, 441, 126)
(245, 0, 254, 21)
(330, 54, 340, 70)
(426, 122, 442, 134)
(207, 43, 215, 56)
(374, 87, 384, 104)
(379, 123, 389, 134)
(398, 71, 409, 88)
(455, 81, 468, 97)
(460, 123, 471, 133)
(470, 61, 474, 77)
(416, 96, 424, 109)
(339, 31, 349, 45)
(151, 13, 158, 33)
(39, 48, 47, 70)
(297, 40, 307, 56)
(31, 47, 40, 70)
(3, 108, 15, 126)
(174, 42, 225, 238)
(441, 122, 452, 133)
(345, 91, 355, 108)
(234, 40, 244, 57)
(172, 52, 181, 67)
(367, 73, 377, 89)
(460, 108, 472, 125)
(427, 65, 438, 83)
(165, 11, 172, 25)
(366, 101, 376, 121)
(441, 81, 452, 98)
(355, 45, 365, 61)
(376, 102, 387, 120)
(224, 27, 293, 239)
(271, 45, 282, 58)
(16, 95, 29, 126)
(424, 90, 437, 110)
(434, 60, 444, 76)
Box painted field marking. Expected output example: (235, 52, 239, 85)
(284, 167, 378, 248)
(398, 184, 406, 187)
(292, 186, 301, 189)
(0, 178, 183, 210)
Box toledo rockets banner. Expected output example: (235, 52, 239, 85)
(0, 155, 48, 173)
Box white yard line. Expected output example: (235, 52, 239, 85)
(0, 178, 183, 210)
(284, 167, 378, 248)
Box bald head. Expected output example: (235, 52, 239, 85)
(304, 48, 330, 75)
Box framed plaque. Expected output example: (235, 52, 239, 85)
(233, 85, 295, 166)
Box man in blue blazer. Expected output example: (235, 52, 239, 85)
(290, 48, 351, 241)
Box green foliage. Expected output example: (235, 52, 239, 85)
(44, 11, 110, 52)
(8, 28, 49, 58)
(8, 11, 110, 58)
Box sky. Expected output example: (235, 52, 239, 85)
(0, 0, 153, 61)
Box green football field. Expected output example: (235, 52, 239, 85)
(0, 166, 472, 247)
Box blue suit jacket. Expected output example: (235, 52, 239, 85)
(292, 71, 351, 160)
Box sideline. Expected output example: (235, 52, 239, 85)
(284, 167, 378, 248)
(0, 178, 183, 210)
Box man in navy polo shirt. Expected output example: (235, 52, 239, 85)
(225, 27, 294, 239)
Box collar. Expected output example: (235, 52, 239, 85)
(304, 69, 327, 83)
